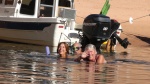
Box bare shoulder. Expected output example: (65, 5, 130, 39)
(97, 54, 107, 63)
(97, 54, 104, 58)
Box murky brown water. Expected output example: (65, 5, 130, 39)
(0, 41, 150, 84)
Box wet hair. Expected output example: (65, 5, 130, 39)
(57, 42, 69, 54)
(84, 44, 97, 54)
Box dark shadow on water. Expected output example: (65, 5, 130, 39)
(0, 39, 43, 46)
(135, 35, 150, 44)
(102, 51, 150, 65)
(0, 40, 46, 53)
(115, 59, 150, 65)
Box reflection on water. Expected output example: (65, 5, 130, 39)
(0, 41, 150, 84)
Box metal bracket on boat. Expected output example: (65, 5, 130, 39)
(60, 19, 68, 29)
(59, 18, 67, 23)
(17, 0, 21, 4)
(59, 33, 71, 46)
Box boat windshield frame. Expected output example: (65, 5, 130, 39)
(0, 0, 15, 6)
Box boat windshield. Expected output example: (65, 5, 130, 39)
(5, 0, 14, 5)
(0, 0, 14, 5)
(0, 0, 2, 4)
(59, 0, 71, 7)
(40, 0, 72, 17)
(40, 0, 71, 7)
(20, 0, 35, 15)
(40, 0, 54, 17)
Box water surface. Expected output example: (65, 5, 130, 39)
(0, 41, 150, 84)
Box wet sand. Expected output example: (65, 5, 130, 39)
(75, 0, 150, 48)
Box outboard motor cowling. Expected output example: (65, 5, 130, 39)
(80, 14, 130, 53)
(81, 14, 112, 53)
(83, 14, 111, 42)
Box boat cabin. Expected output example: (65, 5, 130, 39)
(0, 0, 76, 19)
(0, 0, 78, 52)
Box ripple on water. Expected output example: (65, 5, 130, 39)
(0, 43, 150, 83)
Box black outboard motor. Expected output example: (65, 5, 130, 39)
(81, 14, 130, 53)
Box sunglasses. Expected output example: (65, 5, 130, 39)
(72, 47, 81, 51)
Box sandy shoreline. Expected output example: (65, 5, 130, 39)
(74, 0, 150, 47)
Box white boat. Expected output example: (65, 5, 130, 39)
(0, 0, 80, 52)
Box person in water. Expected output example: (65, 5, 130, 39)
(57, 42, 69, 58)
(75, 44, 107, 64)
(72, 42, 82, 56)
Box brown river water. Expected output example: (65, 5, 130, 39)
(0, 41, 150, 84)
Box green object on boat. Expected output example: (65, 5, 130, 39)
(100, 0, 110, 15)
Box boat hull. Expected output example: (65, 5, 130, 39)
(0, 18, 66, 52)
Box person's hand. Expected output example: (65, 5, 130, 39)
(81, 51, 88, 58)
